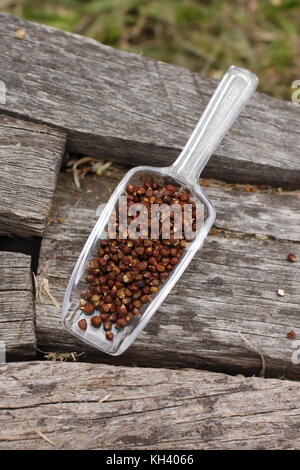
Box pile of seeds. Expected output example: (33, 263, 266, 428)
(78, 179, 196, 340)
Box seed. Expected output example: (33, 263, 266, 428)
(140, 295, 150, 304)
(86, 274, 95, 283)
(135, 246, 145, 255)
(123, 273, 133, 283)
(91, 295, 100, 304)
(99, 257, 108, 266)
(166, 184, 176, 194)
(117, 288, 126, 299)
(132, 307, 141, 316)
(91, 316, 102, 328)
(157, 264, 166, 272)
(287, 330, 296, 339)
(150, 286, 158, 293)
(117, 305, 127, 315)
(277, 288, 285, 297)
(126, 184, 134, 194)
(83, 303, 94, 314)
(100, 303, 112, 313)
(133, 299, 142, 308)
(106, 331, 114, 341)
(170, 257, 179, 265)
(137, 186, 146, 195)
(103, 320, 112, 331)
(287, 253, 297, 263)
(148, 256, 157, 265)
(116, 318, 128, 329)
(100, 313, 110, 321)
(136, 260, 148, 271)
(78, 319, 87, 331)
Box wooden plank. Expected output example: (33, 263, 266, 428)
(0, 361, 300, 450)
(0, 114, 66, 237)
(35, 172, 300, 379)
(205, 185, 300, 242)
(1, 14, 300, 187)
(0, 252, 36, 359)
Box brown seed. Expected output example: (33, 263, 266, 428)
(83, 303, 94, 314)
(126, 312, 134, 321)
(78, 319, 87, 331)
(170, 257, 179, 265)
(116, 288, 126, 298)
(86, 274, 95, 284)
(91, 294, 101, 304)
(116, 318, 128, 329)
(150, 286, 159, 293)
(140, 295, 150, 304)
(100, 303, 112, 313)
(166, 184, 177, 194)
(287, 253, 297, 263)
(287, 330, 296, 340)
(157, 263, 166, 272)
(126, 184, 135, 194)
(103, 320, 112, 331)
(106, 331, 114, 341)
(135, 246, 145, 255)
(123, 273, 133, 283)
(136, 260, 148, 271)
(99, 257, 108, 266)
(100, 313, 110, 321)
(132, 307, 141, 316)
(117, 304, 127, 315)
(137, 186, 146, 195)
(91, 316, 102, 328)
(133, 299, 142, 308)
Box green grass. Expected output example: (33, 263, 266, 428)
(2, 0, 300, 99)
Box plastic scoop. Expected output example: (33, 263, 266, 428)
(62, 65, 258, 355)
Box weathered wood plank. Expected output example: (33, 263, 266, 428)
(0, 114, 66, 237)
(36, 172, 300, 378)
(0, 252, 36, 359)
(0, 361, 300, 450)
(1, 14, 300, 187)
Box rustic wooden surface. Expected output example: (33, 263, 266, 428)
(0, 361, 299, 450)
(1, 13, 300, 187)
(0, 114, 66, 237)
(35, 171, 300, 378)
(0, 252, 36, 359)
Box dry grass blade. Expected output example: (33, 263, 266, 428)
(98, 393, 111, 403)
(27, 420, 57, 447)
(239, 332, 266, 378)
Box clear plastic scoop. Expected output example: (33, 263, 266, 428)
(62, 65, 258, 355)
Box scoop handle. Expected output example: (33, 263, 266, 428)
(171, 66, 258, 180)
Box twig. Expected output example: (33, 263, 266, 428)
(239, 332, 266, 378)
(27, 420, 57, 447)
(98, 393, 111, 403)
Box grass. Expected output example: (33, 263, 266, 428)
(2, 0, 300, 99)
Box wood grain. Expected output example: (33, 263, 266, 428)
(36, 172, 300, 378)
(1, 13, 300, 187)
(0, 252, 36, 359)
(0, 114, 66, 237)
(0, 361, 299, 450)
